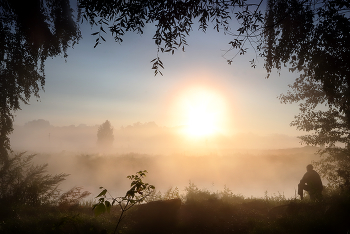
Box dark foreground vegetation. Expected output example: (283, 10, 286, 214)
(1, 181, 350, 234)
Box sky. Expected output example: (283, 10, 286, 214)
(13, 13, 302, 139)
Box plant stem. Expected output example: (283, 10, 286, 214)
(113, 200, 129, 234)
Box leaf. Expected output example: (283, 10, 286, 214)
(94, 203, 106, 217)
(96, 189, 107, 198)
(126, 190, 135, 198)
(105, 200, 111, 213)
(91, 32, 99, 35)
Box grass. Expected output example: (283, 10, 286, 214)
(1, 184, 350, 234)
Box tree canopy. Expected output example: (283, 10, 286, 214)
(0, 0, 81, 162)
(79, 0, 264, 75)
(265, 0, 350, 185)
(264, 0, 350, 124)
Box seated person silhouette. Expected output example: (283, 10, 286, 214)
(298, 164, 323, 201)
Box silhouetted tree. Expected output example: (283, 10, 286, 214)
(270, 0, 350, 186)
(0, 152, 68, 218)
(0, 0, 81, 164)
(264, 0, 350, 124)
(280, 70, 350, 187)
(97, 120, 114, 148)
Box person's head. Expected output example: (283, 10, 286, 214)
(306, 164, 313, 172)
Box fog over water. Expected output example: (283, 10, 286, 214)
(10, 119, 322, 199)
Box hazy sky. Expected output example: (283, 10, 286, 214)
(13, 17, 302, 138)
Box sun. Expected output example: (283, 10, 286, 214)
(178, 87, 226, 138)
(186, 100, 217, 137)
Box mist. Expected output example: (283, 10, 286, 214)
(11, 119, 302, 154)
(10, 119, 320, 199)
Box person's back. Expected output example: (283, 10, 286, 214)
(301, 169, 323, 191)
(298, 164, 323, 200)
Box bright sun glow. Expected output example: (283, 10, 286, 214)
(186, 100, 217, 136)
(176, 87, 227, 138)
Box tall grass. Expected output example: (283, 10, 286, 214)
(1, 178, 350, 233)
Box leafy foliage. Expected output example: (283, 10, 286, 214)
(78, 0, 264, 75)
(265, 0, 350, 123)
(1, 182, 350, 233)
(279, 65, 350, 186)
(266, 0, 350, 187)
(0, 0, 81, 163)
(92, 170, 155, 234)
(0, 152, 68, 219)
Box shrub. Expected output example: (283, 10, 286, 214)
(0, 152, 68, 219)
(93, 170, 155, 234)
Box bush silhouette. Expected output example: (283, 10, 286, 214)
(0, 152, 68, 219)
